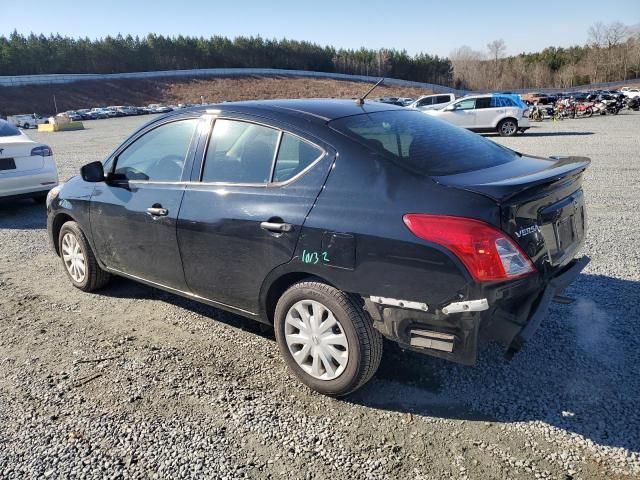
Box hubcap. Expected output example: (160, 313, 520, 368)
(501, 121, 516, 135)
(284, 300, 349, 381)
(61, 232, 86, 283)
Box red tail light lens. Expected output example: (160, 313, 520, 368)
(403, 214, 535, 282)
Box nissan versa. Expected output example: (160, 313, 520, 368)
(46, 99, 589, 396)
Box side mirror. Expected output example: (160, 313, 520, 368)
(80, 161, 105, 182)
(444, 105, 456, 111)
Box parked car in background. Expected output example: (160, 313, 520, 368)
(621, 88, 640, 98)
(0, 119, 58, 201)
(47, 99, 588, 396)
(57, 111, 83, 122)
(6, 113, 49, 129)
(147, 104, 173, 114)
(90, 108, 111, 119)
(407, 93, 456, 111)
(115, 106, 139, 116)
(425, 94, 530, 136)
(375, 97, 410, 106)
(76, 109, 98, 120)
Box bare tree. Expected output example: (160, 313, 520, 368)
(449, 45, 485, 89)
(588, 22, 607, 47)
(487, 39, 507, 88)
(605, 21, 628, 48)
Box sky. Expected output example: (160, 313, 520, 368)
(4, 0, 640, 57)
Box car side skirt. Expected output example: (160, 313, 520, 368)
(105, 267, 263, 321)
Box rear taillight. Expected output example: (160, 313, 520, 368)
(403, 214, 535, 282)
(523, 108, 530, 117)
(31, 145, 53, 157)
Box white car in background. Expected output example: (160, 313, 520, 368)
(0, 120, 58, 201)
(620, 87, 640, 98)
(425, 94, 530, 136)
(407, 93, 456, 111)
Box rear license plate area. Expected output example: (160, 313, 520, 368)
(555, 216, 576, 251)
(0, 158, 16, 171)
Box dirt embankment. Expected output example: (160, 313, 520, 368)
(0, 76, 432, 116)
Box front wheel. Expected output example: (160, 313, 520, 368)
(274, 281, 383, 397)
(58, 221, 111, 292)
(497, 118, 518, 136)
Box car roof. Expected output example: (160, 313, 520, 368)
(179, 98, 405, 124)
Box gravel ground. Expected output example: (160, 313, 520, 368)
(1, 112, 639, 479)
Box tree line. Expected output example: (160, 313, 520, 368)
(451, 22, 640, 90)
(0, 32, 452, 85)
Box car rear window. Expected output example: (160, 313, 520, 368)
(329, 110, 517, 176)
(0, 121, 21, 137)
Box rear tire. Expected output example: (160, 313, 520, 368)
(497, 118, 518, 136)
(58, 221, 111, 292)
(274, 281, 383, 397)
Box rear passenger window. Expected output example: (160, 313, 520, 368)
(475, 97, 492, 109)
(202, 119, 279, 184)
(273, 134, 323, 183)
(437, 96, 451, 104)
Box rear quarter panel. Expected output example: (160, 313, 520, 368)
(280, 133, 501, 308)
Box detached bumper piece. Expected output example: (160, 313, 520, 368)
(364, 296, 480, 365)
(504, 255, 590, 358)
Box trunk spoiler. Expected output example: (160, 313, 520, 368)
(431, 156, 591, 202)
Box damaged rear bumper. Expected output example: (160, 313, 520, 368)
(363, 256, 590, 365)
(504, 255, 590, 357)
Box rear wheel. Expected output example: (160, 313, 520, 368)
(497, 118, 518, 136)
(23, 123, 30, 129)
(274, 281, 383, 397)
(58, 221, 111, 292)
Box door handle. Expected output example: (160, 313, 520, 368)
(146, 207, 168, 217)
(260, 221, 293, 233)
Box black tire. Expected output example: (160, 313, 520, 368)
(274, 281, 383, 397)
(497, 118, 518, 137)
(58, 221, 111, 292)
(23, 123, 30, 129)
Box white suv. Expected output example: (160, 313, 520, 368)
(425, 94, 530, 136)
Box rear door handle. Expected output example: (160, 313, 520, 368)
(146, 207, 168, 217)
(260, 221, 293, 233)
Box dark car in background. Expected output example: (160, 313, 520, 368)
(46, 100, 589, 396)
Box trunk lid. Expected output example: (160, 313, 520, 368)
(0, 136, 44, 173)
(433, 155, 590, 273)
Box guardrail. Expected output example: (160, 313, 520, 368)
(0, 68, 468, 95)
(1, 68, 637, 95)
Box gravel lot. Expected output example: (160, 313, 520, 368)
(1, 112, 639, 479)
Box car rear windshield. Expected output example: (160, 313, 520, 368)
(329, 110, 517, 176)
(0, 121, 21, 137)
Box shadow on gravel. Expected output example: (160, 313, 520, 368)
(0, 199, 47, 229)
(348, 273, 640, 454)
(93, 272, 639, 453)
(101, 277, 274, 340)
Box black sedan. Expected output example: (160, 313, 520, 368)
(46, 99, 589, 396)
